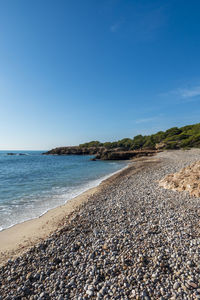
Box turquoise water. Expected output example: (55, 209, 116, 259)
(0, 151, 127, 231)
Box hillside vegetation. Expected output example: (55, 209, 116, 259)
(79, 123, 200, 150)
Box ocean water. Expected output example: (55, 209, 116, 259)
(0, 151, 127, 231)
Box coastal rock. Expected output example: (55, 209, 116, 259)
(155, 142, 166, 150)
(7, 152, 27, 156)
(95, 150, 157, 160)
(43, 146, 158, 161)
(159, 160, 200, 197)
(43, 146, 103, 156)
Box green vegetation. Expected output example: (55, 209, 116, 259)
(79, 123, 200, 150)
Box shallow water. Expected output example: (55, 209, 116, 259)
(0, 151, 127, 231)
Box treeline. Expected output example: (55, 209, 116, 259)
(79, 123, 200, 150)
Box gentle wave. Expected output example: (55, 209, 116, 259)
(0, 152, 128, 231)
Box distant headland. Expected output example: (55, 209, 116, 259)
(43, 122, 200, 160)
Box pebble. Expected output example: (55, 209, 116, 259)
(187, 281, 198, 289)
(86, 289, 93, 296)
(173, 282, 180, 290)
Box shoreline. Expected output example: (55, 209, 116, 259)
(0, 160, 133, 266)
(0, 162, 129, 233)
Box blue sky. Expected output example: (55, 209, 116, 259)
(0, 0, 200, 150)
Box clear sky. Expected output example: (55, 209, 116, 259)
(0, 0, 200, 150)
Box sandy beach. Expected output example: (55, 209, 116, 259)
(0, 149, 199, 299)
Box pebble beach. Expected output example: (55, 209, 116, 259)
(0, 149, 200, 299)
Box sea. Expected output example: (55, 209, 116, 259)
(0, 151, 127, 231)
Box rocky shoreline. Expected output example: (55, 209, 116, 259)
(43, 146, 158, 161)
(0, 149, 200, 299)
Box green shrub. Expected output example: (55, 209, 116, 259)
(165, 141, 179, 149)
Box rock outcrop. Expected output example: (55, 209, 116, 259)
(7, 153, 27, 156)
(44, 146, 103, 156)
(155, 142, 166, 150)
(43, 147, 158, 160)
(95, 149, 157, 160)
(159, 160, 200, 197)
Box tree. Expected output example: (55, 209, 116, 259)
(132, 135, 146, 149)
